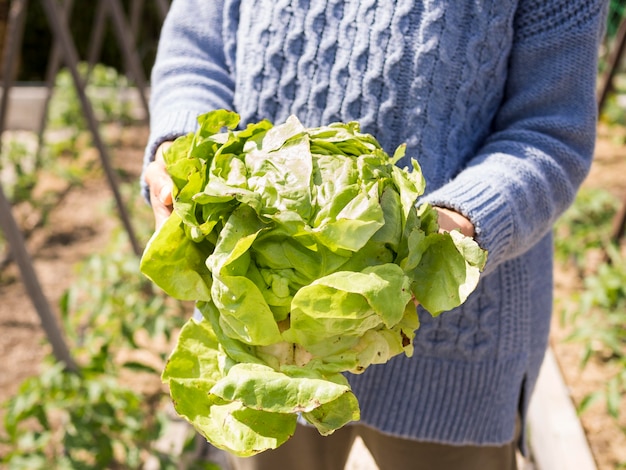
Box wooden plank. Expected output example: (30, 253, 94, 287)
(527, 347, 597, 470)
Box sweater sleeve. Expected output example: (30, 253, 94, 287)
(141, 0, 237, 200)
(422, 0, 608, 273)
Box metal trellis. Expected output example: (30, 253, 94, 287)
(597, 10, 626, 249)
(0, 0, 77, 372)
(0, 0, 170, 368)
(40, 0, 142, 256)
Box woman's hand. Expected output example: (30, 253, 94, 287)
(144, 141, 174, 230)
(434, 206, 475, 238)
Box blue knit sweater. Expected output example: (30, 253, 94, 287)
(144, 0, 607, 448)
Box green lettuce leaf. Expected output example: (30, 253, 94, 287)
(140, 213, 213, 301)
(284, 264, 412, 347)
(210, 363, 352, 413)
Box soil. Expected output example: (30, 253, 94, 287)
(0, 124, 147, 411)
(1, 122, 625, 469)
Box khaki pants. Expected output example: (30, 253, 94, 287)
(228, 420, 520, 470)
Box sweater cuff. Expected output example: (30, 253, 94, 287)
(420, 175, 514, 273)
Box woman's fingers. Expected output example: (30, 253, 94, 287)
(433, 206, 475, 238)
(145, 141, 174, 229)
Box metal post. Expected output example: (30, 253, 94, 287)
(154, 0, 169, 22)
(130, 0, 145, 42)
(35, 0, 74, 167)
(86, 0, 107, 71)
(0, 0, 27, 135)
(598, 17, 626, 112)
(40, 0, 142, 256)
(610, 197, 626, 245)
(106, 0, 150, 121)
(0, 182, 79, 372)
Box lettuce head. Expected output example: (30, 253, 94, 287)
(140, 109, 487, 456)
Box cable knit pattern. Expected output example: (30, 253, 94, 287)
(515, 0, 605, 41)
(144, 0, 609, 448)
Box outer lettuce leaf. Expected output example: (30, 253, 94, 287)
(302, 390, 361, 436)
(163, 134, 199, 191)
(408, 232, 486, 315)
(161, 319, 295, 456)
(196, 108, 240, 137)
(168, 375, 297, 457)
(162, 317, 223, 384)
(197, 300, 266, 366)
(284, 264, 412, 347)
(211, 275, 283, 346)
(190, 397, 297, 457)
(210, 363, 353, 414)
(140, 213, 213, 301)
(163, 318, 298, 457)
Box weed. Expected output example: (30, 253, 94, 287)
(555, 188, 626, 443)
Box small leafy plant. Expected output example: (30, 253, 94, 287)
(48, 62, 134, 132)
(554, 187, 620, 272)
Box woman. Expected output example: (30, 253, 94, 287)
(143, 1, 608, 468)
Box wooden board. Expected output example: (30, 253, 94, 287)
(527, 347, 597, 470)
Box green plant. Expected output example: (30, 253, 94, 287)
(555, 189, 626, 438)
(0, 130, 98, 267)
(0, 139, 38, 204)
(554, 187, 620, 272)
(48, 62, 134, 132)
(0, 232, 219, 469)
(565, 244, 626, 417)
(2, 358, 154, 469)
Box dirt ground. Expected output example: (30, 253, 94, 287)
(1, 122, 626, 469)
(0, 125, 146, 409)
